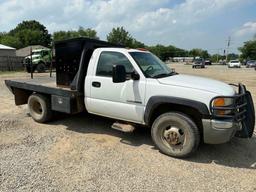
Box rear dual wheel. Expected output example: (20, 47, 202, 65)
(28, 94, 52, 123)
(151, 112, 200, 158)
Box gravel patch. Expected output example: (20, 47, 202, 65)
(1, 66, 256, 192)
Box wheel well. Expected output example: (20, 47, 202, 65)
(12, 88, 50, 106)
(12, 88, 32, 105)
(149, 103, 204, 136)
(38, 61, 45, 64)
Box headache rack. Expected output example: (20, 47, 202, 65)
(210, 83, 248, 122)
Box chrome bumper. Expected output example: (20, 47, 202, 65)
(202, 119, 241, 144)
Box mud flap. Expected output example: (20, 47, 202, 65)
(235, 91, 255, 138)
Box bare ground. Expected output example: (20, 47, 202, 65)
(0, 65, 255, 192)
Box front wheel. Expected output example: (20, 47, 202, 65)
(151, 112, 200, 158)
(36, 62, 46, 73)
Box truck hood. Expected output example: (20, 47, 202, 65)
(157, 74, 235, 95)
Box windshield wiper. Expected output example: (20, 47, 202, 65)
(152, 72, 177, 78)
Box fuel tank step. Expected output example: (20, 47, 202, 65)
(111, 122, 135, 132)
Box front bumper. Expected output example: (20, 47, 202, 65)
(229, 64, 241, 68)
(203, 83, 255, 144)
(202, 119, 241, 144)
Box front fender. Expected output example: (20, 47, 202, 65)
(32, 59, 41, 64)
(144, 96, 210, 125)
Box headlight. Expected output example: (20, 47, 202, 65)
(212, 97, 234, 115)
(213, 98, 225, 107)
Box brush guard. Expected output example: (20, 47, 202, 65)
(210, 83, 255, 138)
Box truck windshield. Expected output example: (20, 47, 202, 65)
(129, 52, 176, 78)
(194, 59, 203, 63)
(32, 51, 41, 56)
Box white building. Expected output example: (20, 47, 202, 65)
(0, 44, 16, 56)
(172, 57, 194, 62)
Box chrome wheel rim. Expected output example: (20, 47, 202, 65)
(162, 126, 186, 148)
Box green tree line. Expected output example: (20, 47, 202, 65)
(1, 20, 254, 61)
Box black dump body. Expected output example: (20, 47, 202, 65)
(55, 37, 123, 92)
(5, 38, 123, 114)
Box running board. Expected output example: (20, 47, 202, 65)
(111, 122, 135, 132)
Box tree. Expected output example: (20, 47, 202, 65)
(147, 45, 169, 61)
(107, 27, 133, 47)
(53, 27, 99, 41)
(106, 26, 145, 48)
(211, 54, 224, 63)
(239, 39, 256, 60)
(0, 32, 5, 41)
(132, 38, 146, 48)
(78, 27, 98, 39)
(227, 53, 239, 60)
(0, 35, 22, 48)
(147, 45, 188, 61)
(0, 20, 51, 48)
(189, 48, 210, 58)
(10, 20, 51, 47)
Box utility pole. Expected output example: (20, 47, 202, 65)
(225, 36, 231, 63)
(216, 48, 222, 63)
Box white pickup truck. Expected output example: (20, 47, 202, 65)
(5, 38, 255, 158)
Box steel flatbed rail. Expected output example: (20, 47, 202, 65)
(5, 76, 83, 98)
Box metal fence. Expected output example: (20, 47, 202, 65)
(0, 56, 24, 71)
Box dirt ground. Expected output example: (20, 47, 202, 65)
(0, 64, 255, 192)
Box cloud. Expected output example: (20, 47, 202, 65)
(234, 21, 256, 37)
(0, 0, 253, 52)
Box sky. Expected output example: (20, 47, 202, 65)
(0, 0, 256, 54)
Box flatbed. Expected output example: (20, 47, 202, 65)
(5, 75, 82, 97)
(5, 75, 84, 114)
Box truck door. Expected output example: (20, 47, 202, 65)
(87, 51, 146, 123)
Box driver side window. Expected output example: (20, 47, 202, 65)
(96, 51, 134, 77)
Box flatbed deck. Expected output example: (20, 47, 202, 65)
(5, 76, 83, 98)
(5, 75, 85, 114)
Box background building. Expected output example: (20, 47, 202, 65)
(16, 45, 48, 57)
(0, 44, 16, 56)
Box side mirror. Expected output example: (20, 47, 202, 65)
(131, 71, 140, 80)
(112, 65, 126, 83)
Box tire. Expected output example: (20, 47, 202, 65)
(151, 112, 200, 158)
(36, 62, 46, 73)
(28, 94, 53, 123)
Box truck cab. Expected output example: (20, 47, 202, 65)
(5, 38, 255, 158)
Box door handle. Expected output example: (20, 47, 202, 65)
(92, 81, 101, 88)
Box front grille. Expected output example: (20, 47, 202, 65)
(24, 58, 31, 65)
(210, 83, 247, 122)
